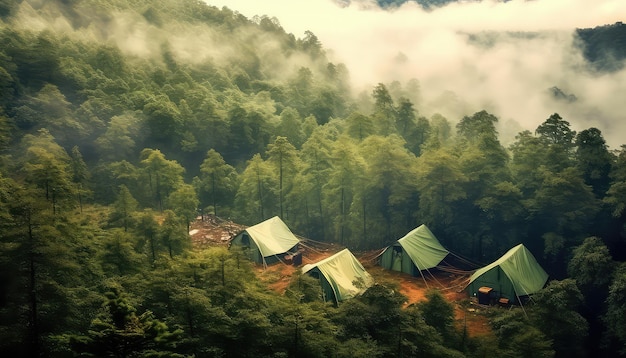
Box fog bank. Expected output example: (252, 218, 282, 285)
(204, 0, 626, 149)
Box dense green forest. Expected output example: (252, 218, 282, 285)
(577, 22, 626, 72)
(1, 0, 625, 356)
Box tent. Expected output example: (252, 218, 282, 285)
(379, 224, 449, 276)
(467, 244, 548, 304)
(229, 216, 300, 267)
(302, 248, 374, 304)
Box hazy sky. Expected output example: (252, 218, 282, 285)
(202, 0, 626, 148)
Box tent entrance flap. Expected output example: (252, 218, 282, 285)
(379, 224, 449, 276)
(467, 244, 548, 303)
(302, 249, 373, 304)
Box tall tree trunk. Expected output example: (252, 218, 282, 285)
(316, 176, 324, 240)
(150, 235, 156, 263)
(27, 211, 40, 358)
(340, 187, 345, 245)
(294, 315, 299, 357)
(211, 173, 217, 216)
(156, 173, 162, 211)
(279, 151, 283, 219)
(256, 169, 264, 221)
(78, 184, 83, 214)
(313, 149, 325, 239)
(52, 188, 56, 215)
(220, 255, 226, 286)
(304, 198, 311, 238)
(186, 307, 195, 337)
(362, 200, 367, 248)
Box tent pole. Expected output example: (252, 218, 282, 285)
(423, 266, 445, 289)
(416, 265, 429, 289)
(515, 291, 528, 318)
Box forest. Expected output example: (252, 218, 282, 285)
(0, 0, 625, 357)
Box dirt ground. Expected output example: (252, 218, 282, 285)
(189, 215, 246, 249)
(189, 216, 493, 338)
(362, 262, 493, 337)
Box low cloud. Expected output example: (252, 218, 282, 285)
(204, 0, 626, 149)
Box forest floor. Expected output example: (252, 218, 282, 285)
(189, 216, 494, 338)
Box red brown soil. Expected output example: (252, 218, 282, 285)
(363, 263, 492, 337)
(189, 217, 492, 338)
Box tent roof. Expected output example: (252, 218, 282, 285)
(469, 244, 549, 297)
(302, 248, 373, 302)
(396, 224, 449, 270)
(243, 216, 300, 259)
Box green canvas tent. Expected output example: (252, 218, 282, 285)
(379, 224, 449, 276)
(467, 244, 548, 304)
(229, 216, 300, 267)
(302, 248, 374, 304)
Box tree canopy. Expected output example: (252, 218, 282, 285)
(0, 1, 625, 357)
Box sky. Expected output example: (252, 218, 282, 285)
(203, 0, 626, 148)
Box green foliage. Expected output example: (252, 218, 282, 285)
(133, 209, 160, 263)
(568, 236, 614, 292)
(417, 289, 456, 340)
(100, 229, 144, 276)
(324, 136, 367, 244)
(94, 112, 141, 162)
(358, 135, 419, 246)
(475, 181, 524, 222)
(534, 113, 576, 172)
(334, 283, 407, 341)
(143, 94, 182, 148)
(294, 127, 335, 238)
(416, 147, 467, 229)
(139, 149, 185, 211)
(0, 1, 624, 356)
(19, 129, 75, 208)
(577, 22, 626, 72)
(0, 179, 103, 356)
(266, 136, 301, 219)
(158, 210, 190, 259)
(286, 272, 324, 303)
(575, 128, 613, 197)
(489, 309, 555, 358)
(509, 130, 547, 195)
(604, 145, 626, 218)
(604, 263, 626, 354)
(166, 183, 199, 231)
(527, 167, 600, 264)
(531, 279, 589, 357)
(535, 113, 576, 147)
(345, 111, 376, 141)
(69, 285, 184, 357)
(332, 283, 466, 357)
(109, 184, 138, 231)
(371, 83, 397, 136)
(456, 110, 500, 145)
(234, 153, 278, 223)
(277, 107, 305, 148)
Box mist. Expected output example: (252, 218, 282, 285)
(204, 0, 626, 149)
